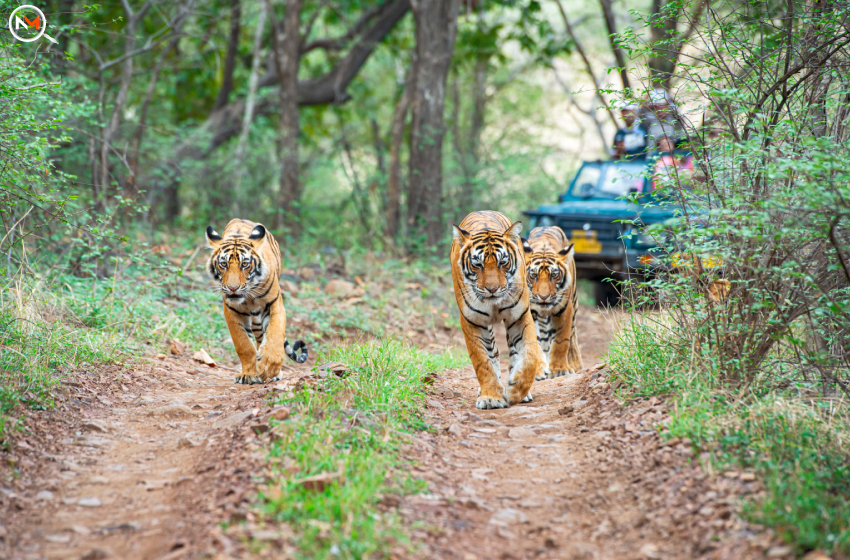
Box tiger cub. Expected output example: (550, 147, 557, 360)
(522, 226, 582, 380)
(450, 211, 544, 409)
(205, 219, 308, 384)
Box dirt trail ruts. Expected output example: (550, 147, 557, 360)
(0, 356, 311, 560)
(2, 306, 775, 560)
(401, 307, 774, 560)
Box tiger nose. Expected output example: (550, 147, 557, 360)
(486, 286, 498, 294)
(539, 293, 550, 301)
(227, 285, 240, 292)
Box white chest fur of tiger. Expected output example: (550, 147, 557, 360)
(522, 226, 583, 380)
(450, 211, 544, 409)
(205, 219, 308, 384)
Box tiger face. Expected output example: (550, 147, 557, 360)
(453, 221, 524, 301)
(206, 225, 268, 303)
(523, 241, 574, 310)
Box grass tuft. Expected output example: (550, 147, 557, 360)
(0, 283, 122, 441)
(608, 314, 850, 557)
(255, 340, 467, 559)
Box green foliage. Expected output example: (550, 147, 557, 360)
(257, 340, 466, 559)
(608, 318, 850, 557)
(0, 285, 122, 442)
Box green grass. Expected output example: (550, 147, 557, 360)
(0, 286, 123, 442)
(254, 340, 468, 559)
(608, 313, 850, 558)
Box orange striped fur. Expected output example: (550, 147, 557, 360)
(206, 219, 307, 384)
(522, 226, 582, 379)
(451, 211, 544, 409)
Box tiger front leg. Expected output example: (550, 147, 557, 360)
(224, 305, 263, 385)
(547, 302, 580, 378)
(505, 310, 543, 404)
(533, 314, 553, 381)
(255, 298, 288, 383)
(460, 319, 508, 409)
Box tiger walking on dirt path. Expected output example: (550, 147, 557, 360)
(205, 219, 308, 384)
(450, 211, 544, 409)
(522, 226, 582, 379)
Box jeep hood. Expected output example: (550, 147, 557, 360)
(526, 199, 675, 222)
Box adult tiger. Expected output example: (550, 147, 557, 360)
(522, 226, 582, 379)
(451, 211, 544, 409)
(205, 219, 308, 384)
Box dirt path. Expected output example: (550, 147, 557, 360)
(399, 308, 774, 560)
(1, 306, 773, 560)
(0, 356, 311, 560)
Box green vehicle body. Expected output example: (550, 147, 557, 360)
(523, 160, 676, 301)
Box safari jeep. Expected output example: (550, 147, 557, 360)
(523, 159, 676, 305)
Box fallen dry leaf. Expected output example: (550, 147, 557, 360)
(168, 338, 187, 355)
(192, 349, 215, 367)
(316, 362, 350, 378)
(296, 468, 345, 492)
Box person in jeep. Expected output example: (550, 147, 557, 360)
(613, 104, 649, 160)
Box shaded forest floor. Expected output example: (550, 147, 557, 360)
(0, 299, 790, 560)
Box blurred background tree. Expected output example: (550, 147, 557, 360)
(2, 0, 652, 262)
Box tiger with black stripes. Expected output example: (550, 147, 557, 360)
(205, 219, 308, 384)
(451, 211, 544, 409)
(522, 226, 582, 380)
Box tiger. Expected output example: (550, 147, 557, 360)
(450, 211, 544, 409)
(205, 219, 308, 384)
(522, 226, 582, 380)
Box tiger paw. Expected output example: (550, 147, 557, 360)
(548, 369, 574, 379)
(235, 374, 263, 385)
(256, 348, 284, 382)
(476, 395, 509, 410)
(535, 368, 551, 381)
(521, 393, 533, 403)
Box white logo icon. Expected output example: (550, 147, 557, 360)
(8, 5, 58, 44)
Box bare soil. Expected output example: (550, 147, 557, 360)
(0, 357, 312, 560)
(401, 308, 781, 560)
(1, 306, 781, 560)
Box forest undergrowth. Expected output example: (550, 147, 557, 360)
(608, 310, 849, 558)
(0, 241, 462, 442)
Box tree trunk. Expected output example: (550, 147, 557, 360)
(214, 0, 242, 112)
(469, 56, 487, 167)
(127, 31, 184, 196)
(648, 0, 677, 89)
(269, 0, 303, 233)
(598, 0, 631, 91)
(448, 56, 488, 216)
(386, 66, 414, 239)
(554, 0, 617, 127)
(233, 0, 268, 213)
(407, 0, 460, 249)
(99, 2, 151, 207)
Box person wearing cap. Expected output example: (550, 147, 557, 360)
(613, 104, 649, 160)
(640, 88, 687, 148)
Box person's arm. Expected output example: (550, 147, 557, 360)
(614, 141, 625, 159)
(613, 129, 625, 159)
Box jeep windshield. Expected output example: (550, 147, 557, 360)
(568, 162, 647, 199)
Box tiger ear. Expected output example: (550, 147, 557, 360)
(558, 243, 575, 259)
(206, 226, 223, 248)
(521, 238, 533, 254)
(248, 224, 266, 243)
(504, 221, 523, 242)
(452, 225, 471, 244)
